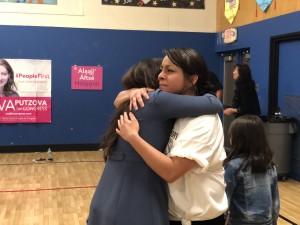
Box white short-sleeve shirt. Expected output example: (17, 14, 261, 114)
(166, 114, 228, 225)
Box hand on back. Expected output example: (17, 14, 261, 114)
(129, 87, 154, 110)
(116, 112, 140, 142)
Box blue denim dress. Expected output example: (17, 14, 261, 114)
(225, 158, 280, 225)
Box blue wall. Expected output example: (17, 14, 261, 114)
(216, 12, 300, 180)
(278, 40, 300, 108)
(215, 11, 300, 116)
(0, 25, 219, 148)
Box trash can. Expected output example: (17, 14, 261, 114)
(261, 116, 297, 181)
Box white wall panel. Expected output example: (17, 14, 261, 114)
(0, 0, 216, 32)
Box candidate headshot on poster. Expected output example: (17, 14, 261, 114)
(0, 58, 19, 97)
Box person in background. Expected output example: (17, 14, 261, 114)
(223, 114, 280, 225)
(116, 48, 227, 225)
(87, 56, 223, 225)
(223, 64, 260, 118)
(0, 59, 19, 97)
(208, 71, 223, 100)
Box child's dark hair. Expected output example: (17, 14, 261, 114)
(223, 114, 275, 173)
(100, 58, 162, 160)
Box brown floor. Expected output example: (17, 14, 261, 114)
(0, 151, 299, 225)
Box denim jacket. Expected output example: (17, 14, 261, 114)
(224, 157, 280, 225)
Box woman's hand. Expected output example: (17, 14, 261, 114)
(224, 108, 236, 116)
(116, 112, 140, 142)
(114, 88, 154, 109)
(129, 88, 154, 110)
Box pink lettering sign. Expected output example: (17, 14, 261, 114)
(71, 66, 103, 90)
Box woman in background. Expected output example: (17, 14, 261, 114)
(224, 64, 260, 118)
(0, 59, 19, 97)
(223, 115, 280, 225)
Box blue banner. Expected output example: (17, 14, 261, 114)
(256, 0, 272, 12)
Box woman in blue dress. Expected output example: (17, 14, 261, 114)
(87, 56, 222, 225)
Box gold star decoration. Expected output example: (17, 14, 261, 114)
(153, 0, 158, 6)
(190, 1, 195, 7)
(172, 1, 177, 7)
(114, 0, 119, 4)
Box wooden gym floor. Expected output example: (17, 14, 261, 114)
(0, 151, 299, 225)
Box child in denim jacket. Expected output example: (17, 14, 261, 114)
(223, 115, 280, 225)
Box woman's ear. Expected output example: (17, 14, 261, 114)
(191, 74, 198, 85)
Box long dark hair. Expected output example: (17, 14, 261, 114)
(0, 59, 18, 96)
(223, 114, 275, 173)
(101, 58, 162, 160)
(164, 48, 212, 96)
(234, 63, 256, 89)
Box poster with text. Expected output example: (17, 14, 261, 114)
(0, 59, 52, 123)
(71, 65, 103, 90)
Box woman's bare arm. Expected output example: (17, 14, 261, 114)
(114, 90, 131, 108)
